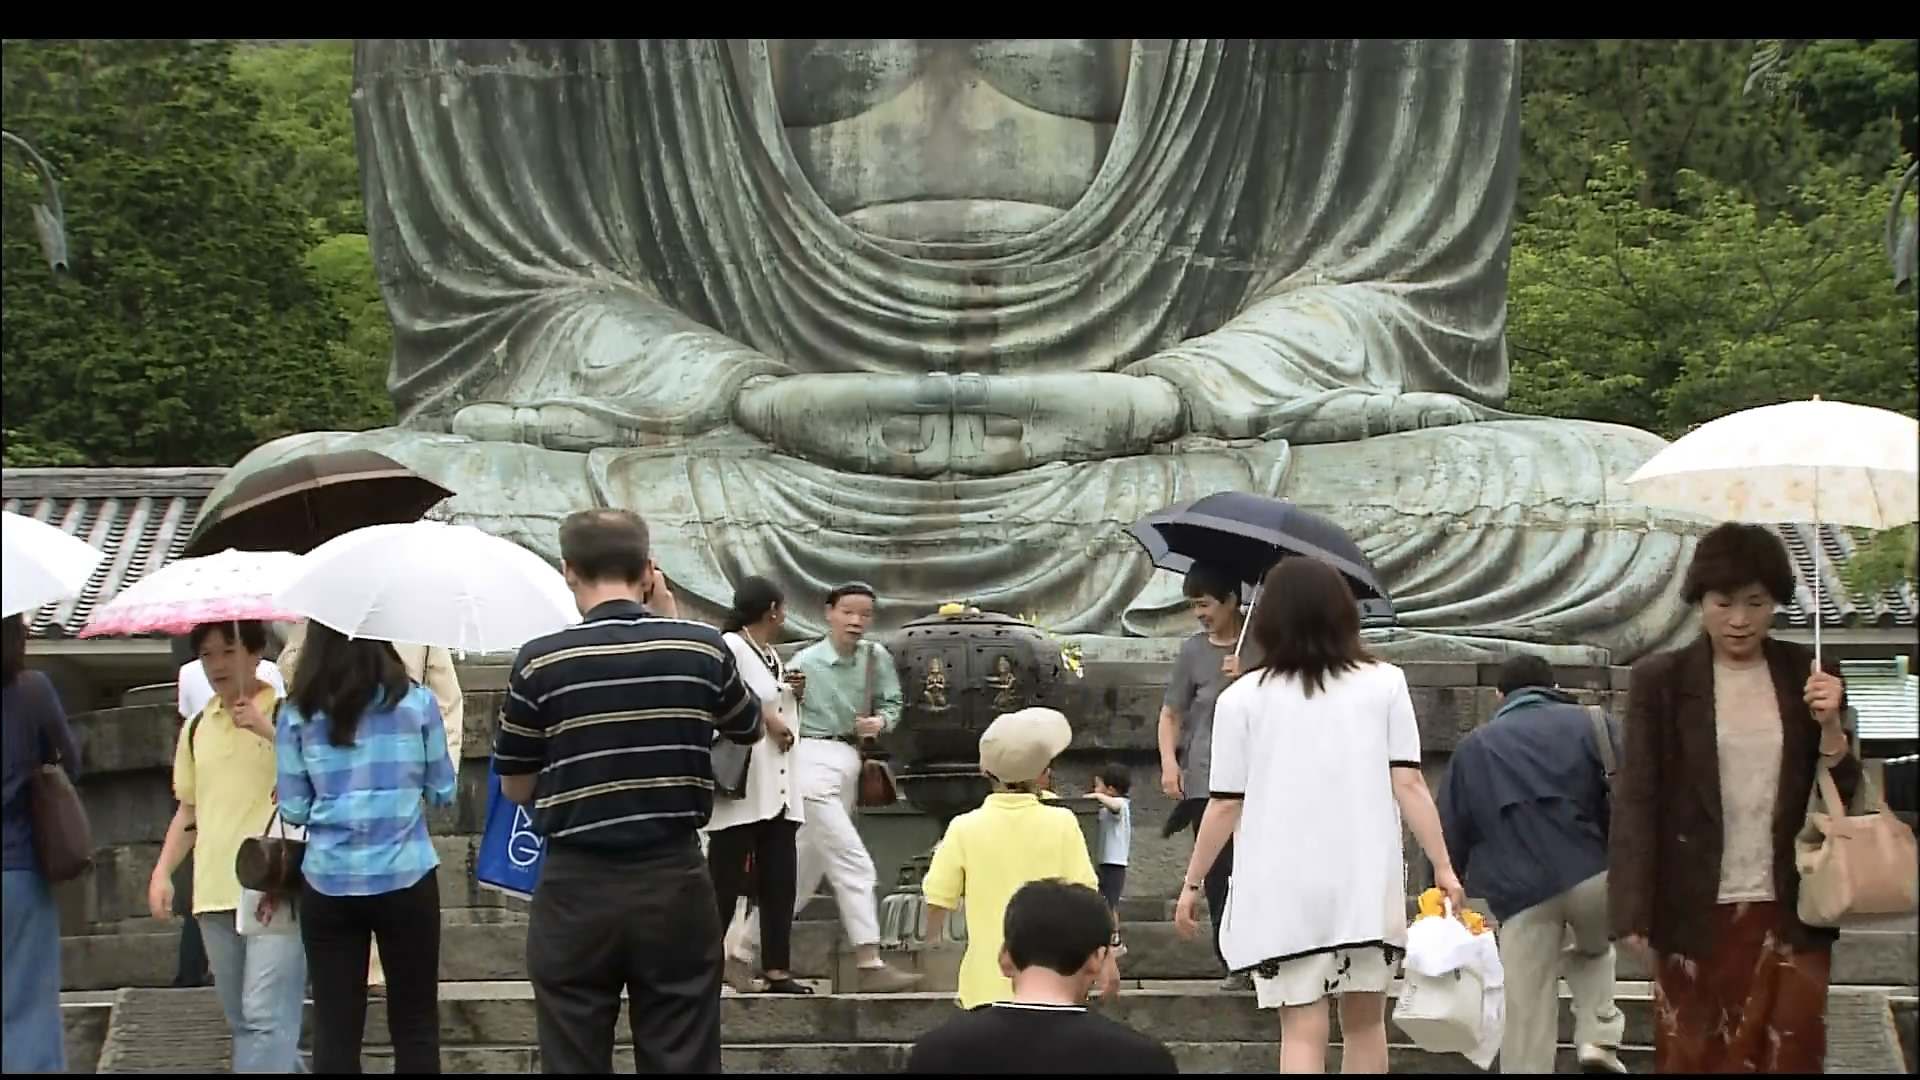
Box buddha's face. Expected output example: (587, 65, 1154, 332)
(765, 39, 1131, 242)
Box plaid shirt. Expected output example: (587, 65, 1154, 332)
(275, 684, 458, 897)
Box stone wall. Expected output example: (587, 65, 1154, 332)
(57, 648, 1627, 938)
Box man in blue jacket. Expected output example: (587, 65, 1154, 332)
(1437, 656, 1627, 1075)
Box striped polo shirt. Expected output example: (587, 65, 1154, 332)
(493, 599, 762, 853)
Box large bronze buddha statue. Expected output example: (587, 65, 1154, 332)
(217, 39, 1702, 659)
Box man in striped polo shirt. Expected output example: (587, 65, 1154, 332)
(494, 509, 762, 1074)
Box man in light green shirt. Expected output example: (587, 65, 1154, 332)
(737, 582, 919, 991)
(791, 627, 903, 742)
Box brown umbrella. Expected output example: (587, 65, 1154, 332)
(185, 450, 454, 558)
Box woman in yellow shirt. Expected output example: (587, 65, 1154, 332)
(922, 707, 1117, 1009)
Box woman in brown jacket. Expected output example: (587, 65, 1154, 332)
(1609, 522, 1858, 1073)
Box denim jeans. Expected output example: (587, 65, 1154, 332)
(199, 910, 309, 1073)
(1, 869, 67, 1073)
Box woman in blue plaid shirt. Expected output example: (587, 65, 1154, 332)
(276, 624, 458, 1073)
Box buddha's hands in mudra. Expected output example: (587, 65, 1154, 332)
(733, 371, 1183, 476)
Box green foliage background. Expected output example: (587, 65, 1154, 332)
(2, 39, 1914, 590)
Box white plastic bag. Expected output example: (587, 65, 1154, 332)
(237, 887, 298, 937)
(723, 896, 755, 964)
(1393, 903, 1506, 1069)
(1401, 905, 1480, 977)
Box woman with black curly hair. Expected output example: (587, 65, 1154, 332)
(706, 575, 809, 995)
(1610, 522, 1858, 1073)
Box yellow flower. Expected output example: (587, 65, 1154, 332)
(1416, 887, 1488, 934)
(938, 602, 966, 616)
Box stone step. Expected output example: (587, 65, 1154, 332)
(375, 984, 1665, 1047)
(1895, 995, 1917, 1072)
(60, 914, 1919, 991)
(357, 1041, 1656, 1074)
(69, 982, 1665, 1050)
(74, 981, 1913, 1074)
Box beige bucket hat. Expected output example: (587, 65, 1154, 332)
(979, 707, 1074, 785)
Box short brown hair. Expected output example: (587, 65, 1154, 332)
(1681, 523, 1795, 606)
(1245, 557, 1370, 698)
(559, 509, 650, 585)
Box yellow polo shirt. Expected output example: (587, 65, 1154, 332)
(922, 792, 1100, 1009)
(172, 686, 282, 915)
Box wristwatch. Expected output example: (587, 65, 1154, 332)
(1183, 880, 1205, 893)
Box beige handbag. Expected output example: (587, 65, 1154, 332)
(1795, 761, 1918, 928)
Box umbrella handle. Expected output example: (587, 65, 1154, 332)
(1813, 475, 1822, 671)
(1234, 586, 1261, 658)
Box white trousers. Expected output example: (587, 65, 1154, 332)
(738, 738, 880, 953)
(1497, 871, 1626, 1073)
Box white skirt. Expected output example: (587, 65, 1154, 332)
(1252, 946, 1398, 1010)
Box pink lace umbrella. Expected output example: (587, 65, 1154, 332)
(79, 549, 307, 638)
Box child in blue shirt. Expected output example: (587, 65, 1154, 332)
(1089, 763, 1132, 950)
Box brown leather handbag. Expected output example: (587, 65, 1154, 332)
(25, 674, 93, 883)
(236, 808, 307, 896)
(855, 643, 899, 809)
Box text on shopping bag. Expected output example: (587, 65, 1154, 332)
(476, 766, 545, 899)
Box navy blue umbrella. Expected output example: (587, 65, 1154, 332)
(1129, 493, 1396, 624)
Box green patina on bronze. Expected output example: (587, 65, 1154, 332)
(209, 39, 1712, 661)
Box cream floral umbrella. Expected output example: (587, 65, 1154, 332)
(1626, 397, 1919, 659)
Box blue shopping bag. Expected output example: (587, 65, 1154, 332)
(475, 761, 545, 900)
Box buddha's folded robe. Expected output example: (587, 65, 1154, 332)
(356, 39, 1514, 461)
(209, 40, 1703, 659)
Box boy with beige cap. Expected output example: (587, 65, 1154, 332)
(922, 707, 1117, 1009)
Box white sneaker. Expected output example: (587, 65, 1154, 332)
(1576, 1044, 1628, 1074)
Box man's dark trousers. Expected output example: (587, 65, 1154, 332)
(171, 854, 208, 987)
(1183, 798, 1235, 972)
(527, 839, 725, 1074)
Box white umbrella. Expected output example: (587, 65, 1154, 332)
(276, 520, 578, 654)
(1, 510, 106, 619)
(81, 549, 308, 637)
(1626, 397, 1920, 658)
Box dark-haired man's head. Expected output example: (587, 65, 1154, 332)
(558, 509, 652, 613)
(997, 879, 1115, 995)
(1494, 655, 1556, 700)
(824, 581, 876, 653)
(1181, 563, 1241, 636)
(190, 620, 269, 695)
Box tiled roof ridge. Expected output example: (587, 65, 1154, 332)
(2, 467, 228, 500)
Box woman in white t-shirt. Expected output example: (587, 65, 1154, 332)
(705, 576, 808, 994)
(1175, 556, 1465, 1074)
